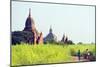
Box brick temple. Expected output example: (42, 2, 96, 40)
(23, 8, 43, 44)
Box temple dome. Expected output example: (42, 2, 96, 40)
(44, 26, 57, 43)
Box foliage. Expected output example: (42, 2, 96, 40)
(68, 44, 96, 56)
(12, 31, 34, 45)
(77, 42, 83, 44)
(11, 43, 96, 66)
(67, 40, 74, 44)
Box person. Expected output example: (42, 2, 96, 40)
(87, 51, 91, 60)
(85, 49, 89, 59)
(77, 50, 81, 61)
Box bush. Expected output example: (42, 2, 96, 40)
(78, 42, 83, 44)
(70, 48, 77, 56)
(67, 40, 74, 44)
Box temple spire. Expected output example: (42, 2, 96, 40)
(29, 8, 31, 17)
(49, 25, 52, 33)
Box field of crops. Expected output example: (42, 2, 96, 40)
(11, 44, 96, 66)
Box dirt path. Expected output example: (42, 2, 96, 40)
(71, 56, 89, 62)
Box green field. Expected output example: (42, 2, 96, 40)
(12, 44, 96, 66)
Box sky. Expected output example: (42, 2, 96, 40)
(12, 1, 95, 43)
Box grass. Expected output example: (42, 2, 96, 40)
(11, 43, 96, 66)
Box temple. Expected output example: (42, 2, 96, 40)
(23, 8, 43, 44)
(44, 26, 57, 43)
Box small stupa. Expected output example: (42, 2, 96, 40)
(44, 26, 57, 43)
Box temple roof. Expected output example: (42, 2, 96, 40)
(23, 8, 36, 32)
(44, 26, 57, 42)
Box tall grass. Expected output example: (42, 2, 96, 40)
(66, 44, 96, 56)
(11, 44, 95, 66)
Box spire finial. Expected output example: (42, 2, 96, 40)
(49, 25, 52, 33)
(29, 8, 31, 17)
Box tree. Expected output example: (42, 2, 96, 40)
(12, 31, 34, 45)
(78, 42, 83, 44)
(67, 40, 74, 44)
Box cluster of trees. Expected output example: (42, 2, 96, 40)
(12, 31, 34, 45)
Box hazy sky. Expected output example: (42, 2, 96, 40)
(12, 1, 95, 43)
